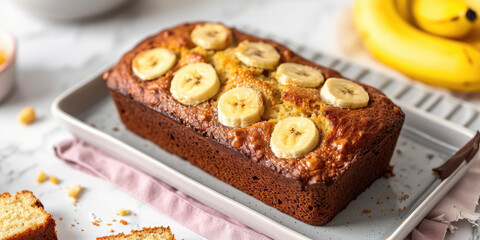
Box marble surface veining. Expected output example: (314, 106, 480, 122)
(0, 0, 478, 239)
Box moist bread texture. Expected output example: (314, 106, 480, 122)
(0, 191, 57, 240)
(104, 22, 405, 225)
(97, 227, 175, 240)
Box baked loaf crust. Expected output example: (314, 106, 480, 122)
(104, 22, 405, 225)
(0, 191, 57, 240)
(96, 226, 175, 240)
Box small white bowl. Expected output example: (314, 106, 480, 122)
(14, 0, 131, 20)
(0, 28, 16, 102)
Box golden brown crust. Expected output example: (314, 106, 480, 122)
(96, 226, 175, 240)
(1, 191, 57, 240)
(110, 89, 402, 225)
(104, 22, 405, 184)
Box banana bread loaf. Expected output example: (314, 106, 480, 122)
(0, 191, 57, 240)
(104, 22, 405, 225)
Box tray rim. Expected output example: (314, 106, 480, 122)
(51, 61, 478, 240)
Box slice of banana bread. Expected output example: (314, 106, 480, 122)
(104, 22, 405, 225)
(0, 191, 57, 240)
(97, 227, 175, 240)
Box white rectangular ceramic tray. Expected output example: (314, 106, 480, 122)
(52, 47, 479, 239)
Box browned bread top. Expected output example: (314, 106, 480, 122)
(104, 22, 404, 184)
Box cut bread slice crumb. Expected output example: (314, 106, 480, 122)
(96, 226, 175, 240)
(0, 190, 57, 240)
(116, 208, 130, 216)
(36, 171, 48, 183)
(66, 184, 82, 202)
(49, 176, 59, 185)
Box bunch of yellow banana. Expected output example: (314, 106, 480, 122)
(412, 0, 477, 38)
(354, 0, 480, 91)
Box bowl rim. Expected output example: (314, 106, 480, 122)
(0, 28, 17, 75)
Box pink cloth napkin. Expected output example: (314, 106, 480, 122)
(333, 7, 480, 240)
(54, 138, 270, 240)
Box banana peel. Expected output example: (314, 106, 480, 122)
(412, 0, 476, 39)
(354, 0, 480, 92)
(462, 16, 480, 50)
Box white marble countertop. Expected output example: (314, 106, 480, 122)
(0, 0, 478, 239)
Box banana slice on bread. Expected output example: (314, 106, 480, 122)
(217, 87, 264, 128)
(270, 117, 319, 159)
(132, 48, 177, 81)
(170, 63, 220, 106)
(191, 23, 231, 50)
(320, 78, 369, 109)
(276, 63, 324, 88)
(235, 41, 280, 70)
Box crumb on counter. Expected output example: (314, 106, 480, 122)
(92, 220, 100, 226)
(66, 184, 82, 201)
(383, 166, 395, 178)
(110, 229, 114, 233)
(36, 171, 48, 183)
(116, 208, 131, 216)
(89, 212, 102, 225)
(362, 209, 371, 213)
(49, 176, 59, 185)
(119, 220, 128, 225)
(386, 195, 390, 199)
(18, 106, 36, 125)
(106, 223, 112, 226)
(400, 194, 409, 201)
